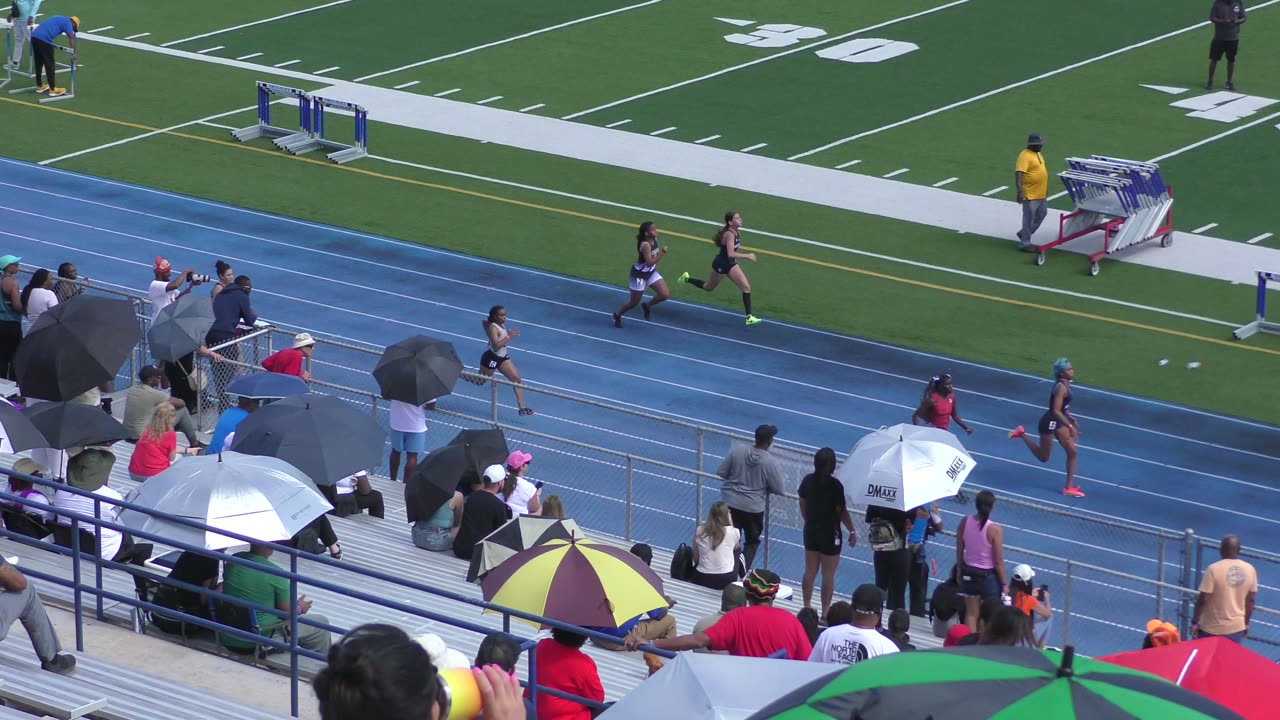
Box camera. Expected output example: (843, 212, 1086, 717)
(188, 273, 212, 284)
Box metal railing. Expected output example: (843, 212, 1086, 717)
(0, 467, 670, 716)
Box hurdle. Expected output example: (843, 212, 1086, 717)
(231, 81, 313, 149)
(1232, 271, 1280, 340)
(5, 31, 77, 101)
(310, 96, 369, 164)
(1, 20, 34, 91)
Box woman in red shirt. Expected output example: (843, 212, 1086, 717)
(911, 373, 973, 435)
(528, 629, 604, 720)
(129, 403, 199, 482)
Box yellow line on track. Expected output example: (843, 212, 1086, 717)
(6, 96, 1277, 357)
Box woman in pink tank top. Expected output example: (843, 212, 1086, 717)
(955, 490, 1006, 631)
(911, 374, 973, 435)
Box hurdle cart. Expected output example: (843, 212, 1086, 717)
(1033, 156, 1173, 276)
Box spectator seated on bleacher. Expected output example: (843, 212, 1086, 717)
(204, 397, 259, 455)
(809, 585, 899, 665)
(691, 584, 746, 655)
(476, 633, 538, 718)
(0, 555, 77, 674)
(826, 601, 852, 628)
(587, 606, 677, 653)
(219, 543, 331, 654)
(52, 448, 153, 567)
(124, 365, 200, 448)
(955, 597, 1006, 646)
(453, 465, 512, 561)
(886, 608, 916, 652)
(3, 458, 54, 538)
(320, 471, 385, 519)
(529, 629, 605, 720)
(412, 489, 462, 553)
(1141, 619, 1180, 649)
(929, 564, 964, 639)
(151, 550, 221, 634)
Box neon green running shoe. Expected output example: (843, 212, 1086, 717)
(745, 315, 761, 326)
(677, 271, 690, 284)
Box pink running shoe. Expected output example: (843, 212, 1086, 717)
(1062, 487, 1086, 498)
(1008, 426, 1026, 439)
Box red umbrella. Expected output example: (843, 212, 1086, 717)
(1099, 636, 1277, 720)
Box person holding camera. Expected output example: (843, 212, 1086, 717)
(1009, 564, 1052, 648)
(148, 257, 199, 322)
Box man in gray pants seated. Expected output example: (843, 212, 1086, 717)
(0, 556, 77, 673)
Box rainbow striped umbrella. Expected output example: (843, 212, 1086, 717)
(480, 537, 667, 629)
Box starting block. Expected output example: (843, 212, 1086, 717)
(1232, 271, 1280, 340)
(231, 81, 368, 164)
(1034, 156, 1174, 276)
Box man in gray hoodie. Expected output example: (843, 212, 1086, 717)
(717, 424, 785, 571)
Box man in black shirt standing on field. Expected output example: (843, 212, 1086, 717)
(1207, 0, 1246, 91)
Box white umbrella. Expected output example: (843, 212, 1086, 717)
(837, 424, 975, 511)
(118, 452, 333, 550)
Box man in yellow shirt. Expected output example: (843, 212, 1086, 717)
(1192, 534, 1257, 643)
(1015, 133, 1048, 252)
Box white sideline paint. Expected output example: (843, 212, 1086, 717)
(36, 104, 260, 165)
(353, 0, 663, 82)
(1148, 109, 1280, 162)
(161, 0, 351, 47)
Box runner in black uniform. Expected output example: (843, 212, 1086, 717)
(1009, 358, 1082, 497)
(612, 221, 670, 327)
(678, 211, 761, 326)
(464, 305, 534, 416)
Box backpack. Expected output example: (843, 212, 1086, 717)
(670, 543, 694, 581)
(867, 518, 901, 552)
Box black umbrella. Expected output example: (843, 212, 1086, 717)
(373, 335, 464, 405)
(0, 401, 48, 453)
(405, 443, 474, 524)
(14, 295, 141, 401)
(147, 293, 215, 362)
(230, 393, 386, 486)
(446, 428, 509, 474)
(22, 401, 128, 449)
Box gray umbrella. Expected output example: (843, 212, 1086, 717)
(118, 452, 332, 550)
(147, 293, 215, 362)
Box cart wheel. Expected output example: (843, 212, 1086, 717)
(1089, 261, 1101, 277)
(1161, 233, 1173, 247)
(1035, 252, 1046, 266)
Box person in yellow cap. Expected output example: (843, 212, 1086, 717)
(30, 14, 77, 96)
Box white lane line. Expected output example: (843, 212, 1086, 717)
(1247, 233, 1273, 245)
(933, 177, 959, 188)
(563, 0, 974, 119)
(393, 81, 420, 90)
(36, 104, 260, 166)
(476, 96, 503, 105)
(605, 119, 632, 128)
(883, 168, 909, 178)
(694, 134, 720, 144)
(124, 33, 151, 40)
(649, 126, 677, 136)
(519, 104, 546, 113)
(1149, 109, 1280, 163)
(983, 185, 1008, 196)
(740, 143, 768, 153)
(354, 0, 662, 82)
(788, 0, 1280, 160)
(236, 52, 263, 60)
(199, 121, 239, 131)
(434, 88, 462, 97)
(196, 46, 224, 54)
(161, 0, 352, 47)
(89, 26, 114, 33)
(314, 66, 341, 75)
(273, 59, 301, 68)
(835, 159, 861, 169)
(1192, 222, 1219, 234)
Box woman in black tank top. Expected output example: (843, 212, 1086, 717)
(1008, 358, 1082, 497)
(677, 211, 761, 326)
(612, 221, 670, 327)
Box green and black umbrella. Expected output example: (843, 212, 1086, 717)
(750, 646, 1243, 720)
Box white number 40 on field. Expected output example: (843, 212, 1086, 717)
(719, 18, 918, 63)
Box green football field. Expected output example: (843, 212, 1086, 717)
(3, 0, 1279, 420)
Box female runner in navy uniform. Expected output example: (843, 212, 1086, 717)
(466, 305, 534, 416)
(678, 211, 761, 326)
(1009, 358, 1081, 497)
(612, 221, 670, 327)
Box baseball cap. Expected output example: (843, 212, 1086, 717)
(12, 458, 41, 476)
(482, 463, 507, 486)
(852, 583, 884, 614)
(754, 424, 778, 445)
(154, 257, 171, 273)
(0, 255, 20, 269)
(292, 332, 315, 349)
(1027, 133, 1044, 146)
(1145, 619, 1180, 647)
(70, 16, 80, 30)
(139, 365, 163, 381)
(1012, 564, 1035, 583)
(505, 450, 533, 469)
(944, 624, 972, 647)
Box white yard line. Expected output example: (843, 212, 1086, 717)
(788, 0, 1280, 160)
(476, 96, 503, 105)
(835, 159, 861, 169)
(883, 168, 909, 178)
(89, 26, 114, 33)
(693, 134, 720, 144)
(1148, 109, 1280, 163)
(605, 119, 632, 128)
(124, 33, 150, 40)
(933, 177, 958, 187)
(161, 0, 352, 47)
(740, 143, 767, 153)
(1192, 223, 1219, 234)
(393, 81, 420, 90)
(563, 0, 975, 119)
(354, 0, 663, 82)
(1247, 233, 1273, 245)
(236, 52, 263, 60)
(519, 104, 546, 113)
(37, 104, 260, 166)
(649, 126, 677, 136)
(314, 66, 341, 75)
(982, 186, 1008, 197)
(196, 46, 224, 55)
(273, 59, 301, 68)
(433, 88, 462, 97)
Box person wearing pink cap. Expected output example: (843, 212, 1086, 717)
(500, 450, 542, 517)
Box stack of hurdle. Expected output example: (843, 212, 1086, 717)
(1034, 156, 1174, 276)
(231, 81, 368, 164)
(3, 24, 78, 102)
(1232, 270, 1280, 340)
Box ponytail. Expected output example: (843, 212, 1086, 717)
(975, 490, 996, 528)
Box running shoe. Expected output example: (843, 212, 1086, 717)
(1062, 487, 1086, 498)
(48, 87, 67, 97)
(1225, 82, 1236, 91)
(612, 313, 622, 328)
(677, 272, 690, 284)
(745, 315, 761, 326)
(518, 407, 535, 416)
(641, 302, 651, 321)
(1008, 425, 1026, 439)
(35, 84, 48, 94)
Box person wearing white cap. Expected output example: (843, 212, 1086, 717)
(261, 332, 316, 381)
(1008, 563, 1052, 647)
(0, 255, 24, 380)
(452, 464, 513, 560)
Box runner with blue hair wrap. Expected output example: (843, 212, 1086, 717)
(1008, 358, 1083, 497)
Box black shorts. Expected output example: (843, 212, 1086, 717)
(1036, 412, 1060, 435)
(804, 533, 842, 556)
(1210, 38, 1239, 62)
(480, 350, 509, 371)
(711, 255, 737, 275)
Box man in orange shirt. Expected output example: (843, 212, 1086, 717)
(1192, 534, 1257, 643)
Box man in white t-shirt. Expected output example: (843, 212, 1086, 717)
(52, 449, 151, 566)
(388, 398, 436, 483)
(810, 584, 900, 665)
(147, 256, 194, 321)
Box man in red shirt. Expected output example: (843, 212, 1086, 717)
(528, 628, 605, 720)
(261, 332, 316, 380)
(627, 569, 811, 660)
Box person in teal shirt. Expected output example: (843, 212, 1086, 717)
(6, 0, 41, 69)
(29, 13, 74, 96)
